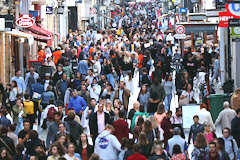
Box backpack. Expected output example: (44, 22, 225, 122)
(197, 148, 207, 160)
(47, 107, 57, 121)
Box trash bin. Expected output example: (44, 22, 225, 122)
(207, 94, 231, 122)
(39, 65, 54, 78)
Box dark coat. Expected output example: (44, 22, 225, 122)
(77, 144, 94, 159)
(188, 123, 204, 144)
(26, 138, 45, 156)
(231, 116, 240, 147)
(0, 135, 15, 155)
(89, 112, 112, 141)
(65, 119, 83, 144)
(52, 72, 63, 85)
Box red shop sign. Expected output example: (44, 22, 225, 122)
(16, 15, 35, 28)
(219, 12, 235, 27)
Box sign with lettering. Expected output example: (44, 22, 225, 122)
(229, 18, 240, 26)
(16, 15, 35, 28)
(0, 15, 13, 30)
(46, 6, 53, 14)
(219, 12, 234, 27)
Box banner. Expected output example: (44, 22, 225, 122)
(219, 11, 234, 27)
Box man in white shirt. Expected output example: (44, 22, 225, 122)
(197, 103, 215, 131)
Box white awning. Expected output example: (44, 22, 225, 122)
(5, 29, 34, 39)
(5, 29, 34, 45)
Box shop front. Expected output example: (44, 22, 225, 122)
(177, 22, 218, 50)
(0, 30, 34, 85)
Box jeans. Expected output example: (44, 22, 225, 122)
(138, 68, 142, 86)
(164, 94, 172, 111)
(106, 73, 115, 88)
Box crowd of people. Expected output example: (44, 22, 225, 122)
(0, 1, 239, 160)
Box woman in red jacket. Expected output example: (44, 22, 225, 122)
(127, 144, 147, 160)
(113, 110, 129, 141)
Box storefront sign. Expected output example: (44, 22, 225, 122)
(231, 27, 240, 40)
(189, 14, 207, 21)
(216, 0, 225, 9)
(179, 8, 188, 14)
(46, 6, 53, 14)
(184, 25, 217, 34)
(195, 37, 203, 46)
(174, 34, 186, 39)
(16, 15, 35, 28)
(0, 15, 13, 30)
(219, 12, 234, 27)
(57, 6, 64, 14)
(229, 18, 240, 26)
(226, 3, 240, 18)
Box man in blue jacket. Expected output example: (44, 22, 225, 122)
(188, 115, 204, 145)
(68, 89, 87, 118)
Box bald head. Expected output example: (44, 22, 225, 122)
(223, 101, 230, 108)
